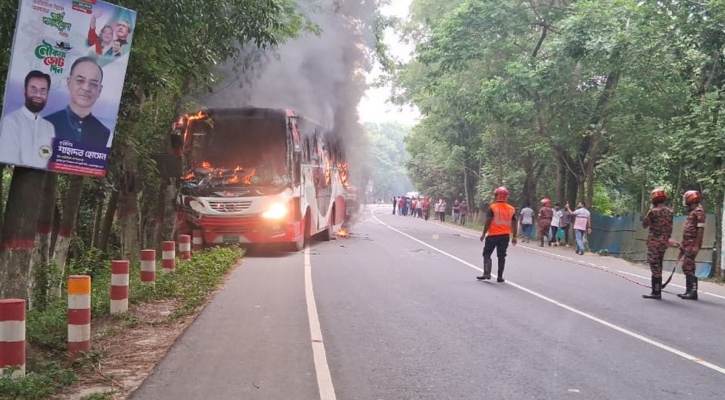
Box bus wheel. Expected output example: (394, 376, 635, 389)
(290, 212, 310, 251)
(319, 208, 334, 241)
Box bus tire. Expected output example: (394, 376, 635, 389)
(319, 207, 334, 241)
(290, 211, 310, 251)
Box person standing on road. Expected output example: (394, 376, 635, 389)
(537, 198, 553, 247)
(677, 190, 706, 301)
(459, 200, 468, 226)
(477, 187, 517, 283)
(550, 203, 562, 247)
(566, 201, 591, 255)
(519, 203, 535, 243)
(392, 196, 397, 215)
(641, 188, 674, 300)
(559, 206, 571, 246)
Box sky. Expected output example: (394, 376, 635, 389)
(357, 0, 420, 125)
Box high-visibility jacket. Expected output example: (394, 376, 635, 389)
(489, 202, 516, 236)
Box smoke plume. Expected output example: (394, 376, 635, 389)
(201, 0, 381, 188)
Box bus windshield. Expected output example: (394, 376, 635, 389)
(180, 113, 290, 193)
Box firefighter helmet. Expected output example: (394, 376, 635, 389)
(650, 188, 667, 204)
(683, 190, 701, 206)
(541, 197, 551, 207)
(494, 186, 509, 202)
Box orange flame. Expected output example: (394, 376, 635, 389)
(335, 228, 350, 238)
(227, 176, 240, 184)
(243, 168, 256, 184)
(201, 161, 211, 169)
(182, 171, 195, 180)
(338, 162, 349, 186)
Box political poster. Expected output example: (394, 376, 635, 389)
(0, 0, 136, 177)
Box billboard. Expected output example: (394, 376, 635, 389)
(0, 0, 136, 177)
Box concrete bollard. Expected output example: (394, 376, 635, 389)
(162, 241, 176, 273)
(68, 275, 91, 361)
(110, 260, 129, 314)
(141, 249, 156, 282)
(179, 234, 191, 261)
(0, 299, 26, 378)
(192, 229, 203, 252)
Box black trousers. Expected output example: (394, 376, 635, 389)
(483, 234, 510, 260)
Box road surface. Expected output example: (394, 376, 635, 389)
(130, 204, 725, 400)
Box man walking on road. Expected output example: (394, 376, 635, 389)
(477, 187, 517, 283)
(567, 201, 591, 255)
(641, 188, 673, 300)
(677, 190, 706, 300)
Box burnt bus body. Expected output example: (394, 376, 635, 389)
(170, 107, 349, 250)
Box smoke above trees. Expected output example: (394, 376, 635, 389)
(202, 0, 385, 186)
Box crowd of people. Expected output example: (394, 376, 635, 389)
(391, 196, 471, 225)
(391, 186, 706, 301)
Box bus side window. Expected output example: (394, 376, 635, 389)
(304, 138, 311, 162)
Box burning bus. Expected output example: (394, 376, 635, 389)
(169, 107, 352, 251)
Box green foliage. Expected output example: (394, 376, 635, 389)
(0, 363, 76, 400)
(365, 122, 414, 198)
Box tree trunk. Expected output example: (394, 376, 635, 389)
(31, 173, 58, 307)
(0, 164, 5, 232)
(556, 159, 566, 205)
(566, 168, 579, 207)
(0, 168, 46, 300)
(98, 189, 119, 251)
(90, 194, 104, 248)
(51, 175, 85, 297)
(118, 142, 141, 260)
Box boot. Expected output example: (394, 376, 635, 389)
(477, 259, 492, 280)
(678, 275, 698, 300)
(496, 259, 505, 283)
(642, 276, 662, 299)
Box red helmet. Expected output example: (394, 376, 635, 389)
(650, 188, 667, 204)
(541, 197, 551, 207)
(494, 186, 509, 202)
(683, 190, 701, 206)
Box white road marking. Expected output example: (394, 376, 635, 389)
(372, 211, 725, 376)
(305, 247, 337, 400)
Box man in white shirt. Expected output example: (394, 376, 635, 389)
(0, 70, 56, 169)
(566, 201, 592, 255)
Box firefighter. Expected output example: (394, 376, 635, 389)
(537, 198, 553, 247)
(477, 187, 518, 282)
(677, 190, 706, 300)
(641, 188, 673, 300)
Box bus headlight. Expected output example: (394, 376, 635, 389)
(262, 202, 288, 220)
(189, 200, 205, 213)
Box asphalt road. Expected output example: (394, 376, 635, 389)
(130, 204, 725, 400)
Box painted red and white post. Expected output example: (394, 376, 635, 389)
(0, 299, 26, 378)
(141, 249, 156, 283)
(162, 241, 176, 273)
(110, 260, 129, 314)
(67, 275, 91, 360)
(192, 229, 203, 252)
(179, 235, 191, 261)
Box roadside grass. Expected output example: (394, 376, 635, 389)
(0, 246, 243, 400)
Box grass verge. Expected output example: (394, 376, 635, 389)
(0, 246, 243, 400)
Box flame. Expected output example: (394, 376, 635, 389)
(201, 161, 211, 169)
(227, 175, 240, 184)
(324, 156, 332, 186)
(243, 168, 256, 184)
(182, 171, 195, 180)
(187, 110, 206, 121)
(335, 227, 349, 238)
(338, 162, 349, 186)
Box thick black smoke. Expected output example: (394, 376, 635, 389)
(201, 0, 381, 189)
